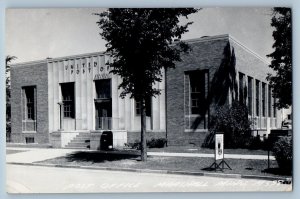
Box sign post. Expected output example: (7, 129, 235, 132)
(209, 132, 232, 171)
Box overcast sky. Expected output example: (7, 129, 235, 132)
(6, 7, 274, 64)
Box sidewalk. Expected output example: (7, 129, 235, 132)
(6, 147, 275, 164)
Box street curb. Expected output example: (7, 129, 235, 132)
(7, 162, 292, 183)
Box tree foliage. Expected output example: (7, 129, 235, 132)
(267, 8, 292, 109)
(272, 136, 292, 173)
(6, 55, 16, 142)
(209, 102, 252, 148)
(95, 8, 198, 100)
(95, 8, 198, 161)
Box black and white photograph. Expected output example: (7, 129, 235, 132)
(5, 7, 293, 193)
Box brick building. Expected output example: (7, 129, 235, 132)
(10, 34, 283, 149)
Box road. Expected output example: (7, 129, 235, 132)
(6, 164, 292, 193)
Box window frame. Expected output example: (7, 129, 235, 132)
(135, 97, 152, 117)
(247, 76, 253, 115)
(262, 82, 266, 117)
(22, 86, 36, 120)
(255, 80, 260, 117)
(61, 82, 75, 119)
(189, 71, 206, 115)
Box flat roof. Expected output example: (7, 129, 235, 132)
(11, 34, 270, 67)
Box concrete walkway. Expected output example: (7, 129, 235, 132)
(6, 148, 88, 164)
(6, 147, 275, 164)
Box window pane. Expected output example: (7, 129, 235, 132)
(95, 79, 111, 99)
(256, 80, 260, 116)
(61, 82, 75, 118)
(23, 86, 35, 120)
(189, 71, 205, 115)
(247, 77, 252, 115)
(262, 83, 266, 117)
(135, 97, 151, 117)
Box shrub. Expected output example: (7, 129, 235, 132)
(207, 101, 252, 148)
(272, 136, 293, 172)
(126, 138, 167, 149)
(147, 138, 167, 148)
(125, 140, 141, 150)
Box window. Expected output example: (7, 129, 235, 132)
(190, 71, 205, 114)
(256, 80, 260, 116)
(61, 82, 75, 118)
(95, 79, 111, 99)
(262, 83, 266, 117)
(273, 97, 277, 117)
(247, 77, 253, 115)
(22, 86, 36, 120)
(135, 97, 151, 117)
(268, 86, 272, 117)
(25, 137, 34, 144)
(239, 72, 245, 104)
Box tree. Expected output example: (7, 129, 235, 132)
(6, 55, 17, 142)
(207, 101, 252, 148)
(267, 8, 292, 109)
(96, 8, 198, 161)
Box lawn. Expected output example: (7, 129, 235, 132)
(148, 146, 269, 155)
(37, 151, 291, 178)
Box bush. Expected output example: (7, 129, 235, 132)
(125, 138, 167, 149)
(272, 136, 292, 172)
(125, 140, 141, 150)
(207, 101, 252, 148)
(147, 138, 167, 148)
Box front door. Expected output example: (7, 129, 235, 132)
(95, 101, 112, 130)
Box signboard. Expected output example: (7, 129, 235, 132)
(215, 133, 224, 160)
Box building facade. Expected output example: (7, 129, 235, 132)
(10, 34, 283, 149)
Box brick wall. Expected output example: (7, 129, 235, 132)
(10, 62, 49, 144)
(166, 37, 230, 146)
(166, 35, 275, 147)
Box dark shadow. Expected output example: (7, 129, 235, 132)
(201, 167, 217, 171)
(65, 151, 140, 163)
(262, 168, 292, 176)
(191, 41, 238, 131)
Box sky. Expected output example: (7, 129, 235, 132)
(5, 7, 274, 64)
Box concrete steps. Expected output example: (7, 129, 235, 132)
(65, 133, 91, 149)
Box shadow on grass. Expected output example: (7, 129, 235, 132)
(66, 151, 140, 163)
(262, 168, 292, 176)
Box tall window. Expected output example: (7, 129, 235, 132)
(190, 71, 205, 114)
(23, 86, 36, 120)
(95, 79, 111, 99)
(262, 83, 266, 117)
(247, 77, 253, 115)
(61, 82, 75, 118)
(135, 97, 151, 117)
(256, 80, 260, 116)
(239, 72, 245, 104)
(268, 86, 272, 117)
(273, 97, 277, 117)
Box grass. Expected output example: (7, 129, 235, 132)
(148, 145, 269, 155)
(37, 151, 291, 177)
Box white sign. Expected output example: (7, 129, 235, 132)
(215, 133, 224, 160)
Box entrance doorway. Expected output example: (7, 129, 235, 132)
(95, 79, 112, 130)
(95, 101, 112, 130)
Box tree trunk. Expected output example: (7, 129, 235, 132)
(140, 98, 147, 161)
